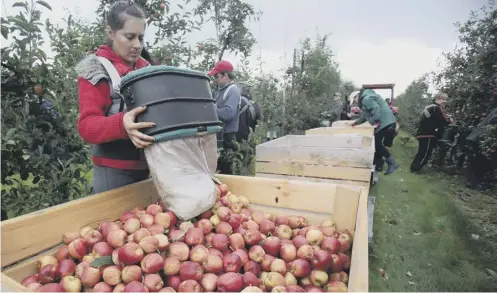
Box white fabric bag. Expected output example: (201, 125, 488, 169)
(144, 133, 218, 221)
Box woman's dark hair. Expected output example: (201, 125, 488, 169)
(105, 1, 145, 46)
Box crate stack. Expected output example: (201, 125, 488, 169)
(256, 122, 375, 188)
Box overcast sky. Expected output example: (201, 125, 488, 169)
(1, 0, 491, 97)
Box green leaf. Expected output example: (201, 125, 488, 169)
(12, 2, 28, 10)
(90, 256, 114, 268)
(1, 25, 8, 39)
(35, 0, 52, 11)
(6, 140, 16, 146)
(22, 154, 30, 160)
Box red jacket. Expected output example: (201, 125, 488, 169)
(77, 45, 149, 170)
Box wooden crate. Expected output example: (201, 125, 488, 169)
(305, 123, 375, 137)
(255, 134, 374, 186)
(1, 175, 368, 292)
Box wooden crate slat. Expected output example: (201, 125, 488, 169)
(348, 188, 369, 292)
(0, 180, 158, 268)
(256, 145, 374, 169)
(305, 126, 374, 137)
(255, 173, 369, 187)
(216, 175, 360, 224)
(257, 135, 372, 149)
(255, 162, 371, 182)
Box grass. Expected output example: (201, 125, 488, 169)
(369, 133, 497, 291)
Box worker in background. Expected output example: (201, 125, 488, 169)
(236, 81, 262, 143)
(464, 108, 497, 189)
(208, 60, 241, 174)
(330, 92, 344, 124)
(349, 89, 400, 175)
(410, 92, 451, 173)
(75, 1, 154, 194)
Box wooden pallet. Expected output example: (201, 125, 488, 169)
(1, 175, 368, 292)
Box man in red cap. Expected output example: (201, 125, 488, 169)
(208, 60, 241, 174)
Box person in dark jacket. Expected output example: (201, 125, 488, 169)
(330, 92, 344, 124)
(464, 108, 497, 189)
(208, 60, 241, 174)
(350, 88, 400, 175)
(410, 92, 451, 172)
(235, 82, 262, 142)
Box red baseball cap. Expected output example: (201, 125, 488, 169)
(208, 60, 234, 76)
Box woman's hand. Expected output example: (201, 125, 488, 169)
(123, 106, 155, 148)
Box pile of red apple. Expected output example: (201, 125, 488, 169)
(22, 184, 353, 292)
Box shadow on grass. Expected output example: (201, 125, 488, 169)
(369, 133, 497, 292)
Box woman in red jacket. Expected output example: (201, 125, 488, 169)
(75, 1, 155, 193)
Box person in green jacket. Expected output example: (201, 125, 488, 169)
(349, 88, 400, 175)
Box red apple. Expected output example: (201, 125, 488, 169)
(37, 255, 58, 270)
(63, 231, 81, 245)
(288, 259, 311, 278)
(223, 253, 242, 273)
(38, 264, 56, 284)
(261, 254, 275, 272)
(163, 256, 181, 276)
(125, 280, 148, 292)
(154, 234, 169, 252)
(306, 229, 324, 246)
(216, 221, 233, 236)
(248, 245, 265, 263)
(37, 283, 65, 292)
(68, 239, 87, 260)
(196, 219, 213, 234)
(144, 273, 164, 292)
(259, 219, 275, 236)
(262, 236, 281, 257)
(320, 237, 340, 254)
(122, 265, 142, 284)
(75, 262, 89, 279)
(178, 280, 202, 292)
(81, 266, 101, 288)
(270, 259, 286, 275)
(243, 220, 259, 231)
(310, 270, 328, 287)
(228, 233, 245, 250)
(228, 214, 242, 229)
(119, 243, 145, 265)
(185, 227, 204, 246)
(280, 243, 297, 262)
(274, 225, 292, 240)
(134, 228, 152, 243)
(243, 272, 260, 287)
(212, 234, 229, 251)
(102, 265, 122, 286)
(312, 250, 332, 271)
(179, 261, 204, 282)
(244, 229, 262, 246)
(60, 275, 82, 292)
(330, 254, 344, 273)
(216, 206, 232, 221)
(216, 272, 243, 292)
(166, 275, 181, 291)
(120, 211, 135, 223)
(55, 259, 76, 279)
(93, 241, 113, 258)
(141, 253, 164, 274)
(124, 218, 141, 234)
(338, 252, 351, 271)
(55, 245, 70, 261)
(244, 260, 261, 276)
(147, 204, 163, 216)
(139, 235, 159, 254)
(233, 249, 249, 266)
(325, 281, 348, 292)
(94, 282, 113, 292)
(297, 244, 315, 261)
(263, 272, 285, 290)
(202, 254, 223, 274)
(167, 241, 190, 261)
(107, 229, 128, 248)
(200, 273, 218, 292)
